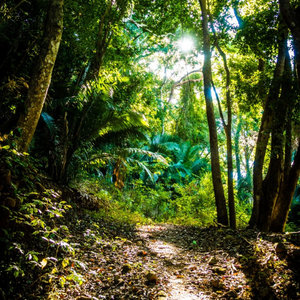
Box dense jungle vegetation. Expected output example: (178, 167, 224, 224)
(1, 0, 300, 299)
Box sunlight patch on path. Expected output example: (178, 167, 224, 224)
(137, 225, 211, 300)
(149, 239, 179, 257)
(168, 275, 208, 300)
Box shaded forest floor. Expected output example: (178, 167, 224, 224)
(0, 167, 300, 300)
(1, 150, 300, 300)
(4, 203, 300, 300)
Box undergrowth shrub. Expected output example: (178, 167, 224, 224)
(168, 174, 217, 226)
(72, 177, 150, 224)
(122, 179, 171, 221)
(0, 146, 75, 299)
(235, 200, 252, 228)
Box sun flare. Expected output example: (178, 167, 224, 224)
(179, 37, 194, 52)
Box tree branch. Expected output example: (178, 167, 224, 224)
(211, 80, 226, 128)
(0, 0, 27, 24)
(168, 69, 202, 102)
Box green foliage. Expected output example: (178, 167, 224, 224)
(168, 175, 217, 226)
(1, 0, 298, 235)
(72, 177, 150, 224)
(0, 146, 76, 298)
(122, 179, 172, 221)
(287, 186, 300, 231)
(235, 200, 252, 228)
(80, 172, 221, 226)
(285, 222, 299, 232)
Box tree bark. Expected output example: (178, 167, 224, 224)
(248, 18, 286, 229)
(269, 48, 295, 232)
(250, 6, 300, 231)
(199, 0, 228, 226)
(235, 118, 242, 186)
(17, 0, 64, 152)
(279, 0, 300, 85)
(88, 0, 128, 78)
(211, 20, 236, 229)
(257, 25, 289, 231)
(271, 141, 300, 232)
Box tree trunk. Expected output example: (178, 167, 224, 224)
(218, 44, 235, 229)
(271, 141, 300, 232)
(235, 118, 242, 186)
(210, 17, 236, 228)
(269, 51, 295, 232)
(257, 26, 289, 231)
(244, 127, 252, 189)
(248, 18, 286, 229)
(54, 0, 129, 182)
(279, 0, 300, 85)
(250, 3, 300, 231)
(199, 0, 228, 226)
(17, 0, 64, 152)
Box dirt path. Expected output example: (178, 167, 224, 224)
(9, 210, 299, 300)
(135, 224, 300, 300)
(137, 225, 206, 299)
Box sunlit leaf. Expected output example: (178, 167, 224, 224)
(62, 258, 69, 268)
(41, 258, 47, 269)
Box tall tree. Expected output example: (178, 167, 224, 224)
(249, 16, 287, 230)
(279, 0, 300, 86)
(269, 0, 300, 232)
(88, 0, 129, 78)
(248, 7, 300, 232)
(47, 0, 131, 181)
(210, 14, 236, 229)
(16, 0, 64, 152)
(198, 0, 228, 226)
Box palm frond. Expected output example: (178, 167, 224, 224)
(127, 157, 154, 182)
(94, 128, 147, 147)
(169, 161, 192, 177)
(192, 158, 209, 175)
(117, 148, 168, 165)
(99, 111, 148, 135)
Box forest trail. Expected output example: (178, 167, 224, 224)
(2, 204, 300, 299)
(137, 225, 204, 299)
(133, 223, 300, 300)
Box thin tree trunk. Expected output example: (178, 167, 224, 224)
(244, 125, 252, 187)
(199, 0, 228, 226)
(55, 0, 128, 181)
(89, 0, 128, 78)
(284, 110, 292, 180)
(235, 118, 242, 186)
(17, 0, 64, 152)
(213, 30, 236, 229)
